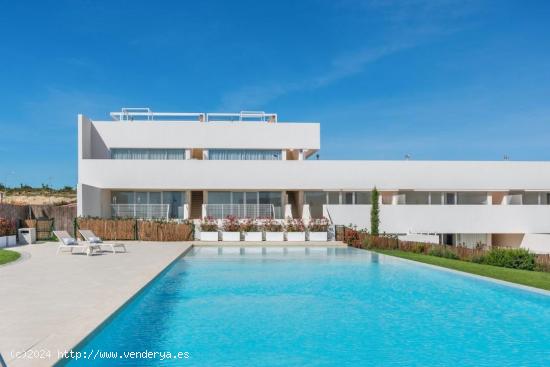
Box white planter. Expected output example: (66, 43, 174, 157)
(200, 231, 219, 241)
(309, 232, 328, 241)
(287, 232, 306, 242)
(222, 232, 241, 241)
(0, 236, 6, 248)
(7, 235, 16, 247)
(265, 232, 284, 242)
(244, 232, 262, 242)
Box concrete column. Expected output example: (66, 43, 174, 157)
(298, 149, 304, 160)
(185, 149, 192, 160)
(281, 150, 287, 160)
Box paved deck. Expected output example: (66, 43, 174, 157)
(0, 242, 191, 367)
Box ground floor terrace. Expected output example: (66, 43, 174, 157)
(78, 185, 550, 250)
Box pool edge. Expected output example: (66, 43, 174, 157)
(53, 244, 195, 366)
(373, 249, 550, 297)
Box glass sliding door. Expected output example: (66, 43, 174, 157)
(163, 192, 184, 218)
(304, 191, 325, 218)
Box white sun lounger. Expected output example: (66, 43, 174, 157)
(78, 229, 127, 254)
(54, 231, 101, 256)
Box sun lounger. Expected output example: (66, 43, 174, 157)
(78, 229, 127, 254)
(54, 230, 100, 256)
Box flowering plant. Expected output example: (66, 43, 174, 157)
(285, 218, 305, 232)
(223, 215, 241, 232)
(308, 217, 330, 232)
(200, 216, 218, 232)
(263, 218, 284, 232)
(0, 218, 16, 236)
(240, 218, 260, 232)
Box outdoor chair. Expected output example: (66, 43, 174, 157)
(54, 230, 100, 256)
(78, 229, 127, 254)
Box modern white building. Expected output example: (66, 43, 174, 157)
(78, 108, 550, 251)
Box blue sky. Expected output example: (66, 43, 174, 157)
(1, 0, 550, 187)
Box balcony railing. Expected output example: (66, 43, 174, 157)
(111, 204, 170, 220)
(204, 204, 281, 219)
(110, 108, 278, 123)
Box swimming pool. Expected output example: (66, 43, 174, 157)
(64, 247, 550, 366)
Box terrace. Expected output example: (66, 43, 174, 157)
(109, 108, 278, 123)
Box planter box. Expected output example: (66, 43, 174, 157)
(265, 232, 284, 242)
(287, 232, 306, 242)
(244, 232, 262, 242)
(309, 232, 328, 241)
(7, 235, 16, 247)
(0, 236, 6, 248)
(222, 232, 241, 241)
(200, 231, 219, 241)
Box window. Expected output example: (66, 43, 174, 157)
(304, 191, 326, 218)
(112, 191, 134, 204)
(405, 192, 429, 205)
(327, 192, 340, 204)
(343, 192, 354, 205)
(111, 149, 185, 160)
(209, 149, 282, 160)
(430, 192, 442, 205)
(445, 193, 456, 205)
(111, 191, 186, 219)
(457, 192, 488, 205)
(355, 192, 371, 204)
(208, 192, 231, 204)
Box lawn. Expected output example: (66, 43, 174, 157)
(376, 249, 550, 291)
(0, 249, 21, 265)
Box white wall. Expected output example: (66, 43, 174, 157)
(79, 159, 550, 191)
(77, 184, 110, 217)
(325, 204, 550, 234)
(88, 120, 320, 153)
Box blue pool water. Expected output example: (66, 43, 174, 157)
(65, 247, 550, 366)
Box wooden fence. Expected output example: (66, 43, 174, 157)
(0, 203, 76, 238)
(75, 218, 194, 241)
(336, 226, 550, 272)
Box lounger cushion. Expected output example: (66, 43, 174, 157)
(88, 236, 102, 243)
(62, 238, 76, 246)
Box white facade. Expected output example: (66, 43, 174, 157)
(78, 109, 550, 251)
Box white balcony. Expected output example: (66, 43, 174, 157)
(325, 204, 550, 234)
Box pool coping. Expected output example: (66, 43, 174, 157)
(54, 244, 195, 366)
(372, 249, 550, 297)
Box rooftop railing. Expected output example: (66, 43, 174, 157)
(110, 108, 278, 123)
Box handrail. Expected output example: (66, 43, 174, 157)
(110, 108, 277, 123)
(204, 204, 280, 219)
(111, 204, 170, 219)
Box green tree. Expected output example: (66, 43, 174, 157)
(370, 187, 380, 236)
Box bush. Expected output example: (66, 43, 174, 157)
(410, 243, 428, 253)
(482, 248, 536, 271)
(263, 218, 284, 232)
(428, 247, 459, 260)
(308, 217, 330, 232)
(0, 218, 16, 236)
(222, 215, 240, 232)
(286, 218, 305, 232)
(200, 217, 218, 232)
(240, 218, 260, 232)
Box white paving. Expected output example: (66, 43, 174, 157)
(0, 242, 191, 367)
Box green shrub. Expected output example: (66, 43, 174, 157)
(428, 247, 459, 260)
(410, 243, 428, 253)
(482, 248, 536, 271)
